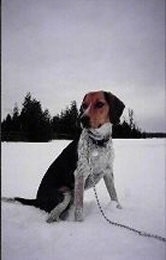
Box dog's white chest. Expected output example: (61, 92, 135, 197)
(76, 128, 114, 189)
(89, 147, 109, 172)
(91, 150, 99, 157)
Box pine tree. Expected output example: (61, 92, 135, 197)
(12, 103, 21, 132)
(20, 93, 52, 141)
(1, 114, 13, 141)
(51, 100, 80, 138)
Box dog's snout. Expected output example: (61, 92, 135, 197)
(80, 115, 90, 128)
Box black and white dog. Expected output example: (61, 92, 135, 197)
(2, 91, 125, 222)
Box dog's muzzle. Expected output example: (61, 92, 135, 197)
(79, 115, 90, 128)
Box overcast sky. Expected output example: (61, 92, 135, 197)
(2, 0, 165, 132)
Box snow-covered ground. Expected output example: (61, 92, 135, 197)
(2, 139, 166, 260)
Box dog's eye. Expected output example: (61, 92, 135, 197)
(82, 103, 88, 110)
(95, 102, 105, 109)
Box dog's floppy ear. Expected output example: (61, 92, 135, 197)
(77, 94, 88, 129)
(79, 94, 87, 116)
(104, 91, 125, 125)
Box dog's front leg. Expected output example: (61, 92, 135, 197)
(74, 174, 85, 221)
(104, 173, 122, 209)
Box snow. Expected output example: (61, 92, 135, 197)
(2, 139, 166, 260)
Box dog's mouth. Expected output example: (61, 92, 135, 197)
(97, 124, 102, 128)
(80, 116, 104, 129)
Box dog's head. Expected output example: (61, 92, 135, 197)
(79, 91, 125, 129)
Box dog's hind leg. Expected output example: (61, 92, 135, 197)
(46, 192, 72, 223)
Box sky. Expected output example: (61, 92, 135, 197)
(2, 0, 165, 132)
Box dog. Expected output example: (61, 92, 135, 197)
(2, 91, 125, 222)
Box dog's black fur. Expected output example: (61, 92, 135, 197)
(15, 136, 79, 213)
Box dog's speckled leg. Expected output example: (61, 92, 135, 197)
(74, 174, 84, 221)
(103, 173, 122, 209)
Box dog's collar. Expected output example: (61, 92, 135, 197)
(89, 135, 110, 147)
(87, 123, 112, 147)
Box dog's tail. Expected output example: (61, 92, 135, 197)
(2, 197, 37, 207)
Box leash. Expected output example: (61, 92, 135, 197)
(87, 142, 166, 243)
(92, 181, 166, 243)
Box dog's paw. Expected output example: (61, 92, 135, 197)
(46, 210, 61, 223)
(110, 201, 122, 210)
(46, 214, 60, 223)
(116, 203, 122, 209)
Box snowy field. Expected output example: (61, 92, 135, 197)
(2, 139, 166, 260)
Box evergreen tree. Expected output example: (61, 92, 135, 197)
(12, 103, 21, 132)
(51, 100, 80, 139)
(128, 108, 135, 130)
(1, 114, 13, 141)
(20, 93, 52, 141)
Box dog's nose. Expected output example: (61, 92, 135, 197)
(80, 115, 90, 128)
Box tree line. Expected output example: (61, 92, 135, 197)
(2, 92, 145, 142)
